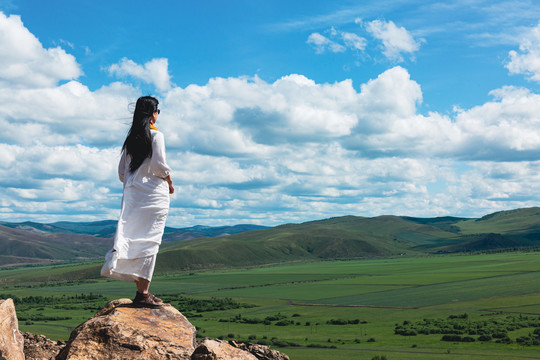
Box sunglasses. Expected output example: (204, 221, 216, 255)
(156, 109, 161, 114)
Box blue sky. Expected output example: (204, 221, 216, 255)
(1, 0, 540, 226)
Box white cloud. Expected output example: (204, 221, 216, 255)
(451, 86, 540, 160)
(306, 20, 420, 63)
(307, 27, 368, 55)
(341, 31, 367, 51)
(506, 22, 540, 81)
(306, 32, 346, 53)
(3, 62, 540, 225)
(4, 10, 540, 226)
(4, 64, 540, 225)
(108, 57, 172, 92)
(365, 19, 422, 61)
(0, 12, 81, 88)
(0, 80, 139, 147)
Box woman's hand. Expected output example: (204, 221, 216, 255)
(164, 175, 175, 195)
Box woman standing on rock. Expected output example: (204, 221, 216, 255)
(101, 96, 174, 308)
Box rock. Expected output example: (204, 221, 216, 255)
(191, 339, 290, 360)
(0, 298, 24, 360)
(192, 339, 258, 360)
(57, 298, 197, 360)
(23, 332, 66, 360)
(229, 341, 290, 360)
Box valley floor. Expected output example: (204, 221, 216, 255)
(2, 252, 540, 359)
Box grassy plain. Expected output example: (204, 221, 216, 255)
(2, 252, 540, 359)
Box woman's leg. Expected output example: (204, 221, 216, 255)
(135, 277, 150, 294)
(133, 278, 163, 307)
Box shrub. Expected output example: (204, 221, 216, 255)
(306, 344, 336, 349)
(395, 329, 417, 336)
(442, 335, 462, 342)
(271, 340, 289, 347)
(275, 320, 294, 326)
(448, 313, 468, 319)
(327, 318, 361, 325)
(496, 336, 513, 344)
(478, 335, 492, 342)
(516, 336, 534, 346)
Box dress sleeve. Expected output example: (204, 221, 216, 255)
(150, 131, 172, 178)
(118, 149, 128, 183)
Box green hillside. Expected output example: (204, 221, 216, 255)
(2, 207, 540, 270)
(458, 207, 540, 234)
(156, 208, 540, 271)
(0, 225, 112, 266)
(155, 215, 436, 271)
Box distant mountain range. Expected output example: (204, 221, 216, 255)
(0, 220, 268, 266)
(0, 224, 112, 266)
(1, 207, 540, 269)
(0, 220, 268, 240)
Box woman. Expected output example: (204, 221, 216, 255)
(101, 96, 174, 308)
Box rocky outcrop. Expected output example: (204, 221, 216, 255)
(228, 341, 290, 360)
(0, 298, 24, 360)
(57, 298, 197, 359)
(1, 297, 289, 360)
(192, 339, 258, 360)
(192, 339, 290, 360)
(23, 332, 66, 360)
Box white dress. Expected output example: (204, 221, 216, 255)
(101, 130, 171, 283)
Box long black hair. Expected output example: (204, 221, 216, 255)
(122, 96, 159, 172)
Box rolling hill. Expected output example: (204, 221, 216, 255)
(2, 207, 540, 270)
(155, 207, 540, 271)
(0, 224, 112, 266)
(0, 220, 267, 242)
(0, 220, 176, 238)
(0, 220, 268, 266)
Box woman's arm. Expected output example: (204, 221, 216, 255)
(164, 174, 174, 194)
(150, 132, 173, 188)
(118, 150, 127, 183)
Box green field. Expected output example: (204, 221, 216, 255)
(3, 252, 540, 359)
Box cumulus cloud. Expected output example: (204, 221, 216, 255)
(108, 57, 172, 92)
(365, 19, 422, 61)
(506, 22, 540, 81)
(0, 12, 82, 88)
(3, 10, 540, 226)
(5, 65, 540, 224)
(452, 86, 540, 160)
(0, 80, 139, 147)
